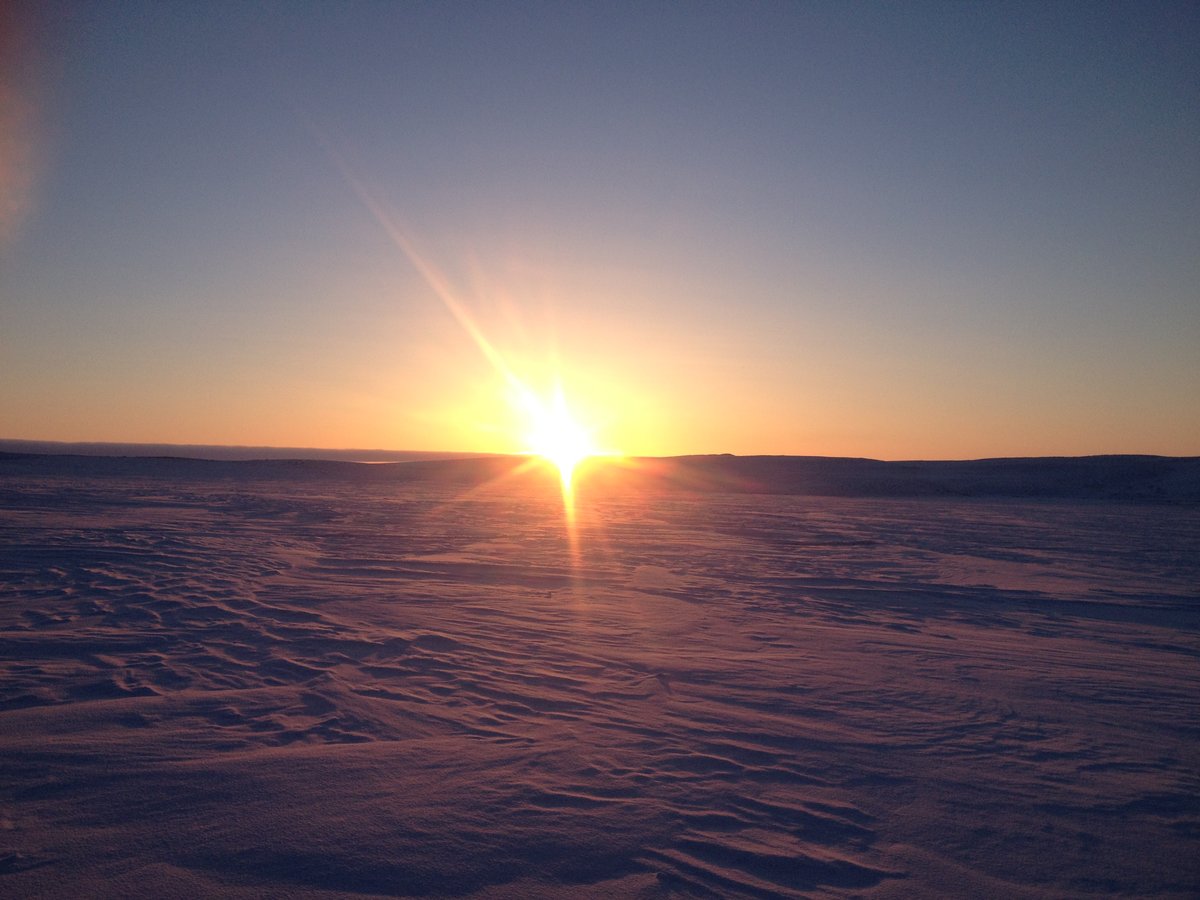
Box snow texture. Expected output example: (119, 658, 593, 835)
(1, 454, 1197, 898)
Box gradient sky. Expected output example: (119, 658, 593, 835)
(2, 1, 1197, 459)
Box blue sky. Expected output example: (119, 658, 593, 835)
(3, 1, 1197, 457)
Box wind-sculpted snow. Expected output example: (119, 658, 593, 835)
(1, 459, 1197, 897)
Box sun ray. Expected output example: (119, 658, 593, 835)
(516, 381, 598, 492)
(314, 134, 623, 554)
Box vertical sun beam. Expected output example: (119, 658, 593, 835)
(518, 383, 595, 495)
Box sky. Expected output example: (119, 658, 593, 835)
(2, 0, 1197, 460)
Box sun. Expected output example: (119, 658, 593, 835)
(518, 383, 601, 490)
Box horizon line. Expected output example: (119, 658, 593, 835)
(1, 438, 1195, 465)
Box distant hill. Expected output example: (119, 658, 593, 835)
(592, 454, 1200, 502)
(1, 446, 1197, 502)
(0, 439, 492, 463)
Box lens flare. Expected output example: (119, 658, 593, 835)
(516, 382, 598, 491)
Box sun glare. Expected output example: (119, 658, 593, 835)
(518, 384, 600, 490)
(322, 144, 626, 521)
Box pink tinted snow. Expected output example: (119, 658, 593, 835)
(0, 459, 1197, 897)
